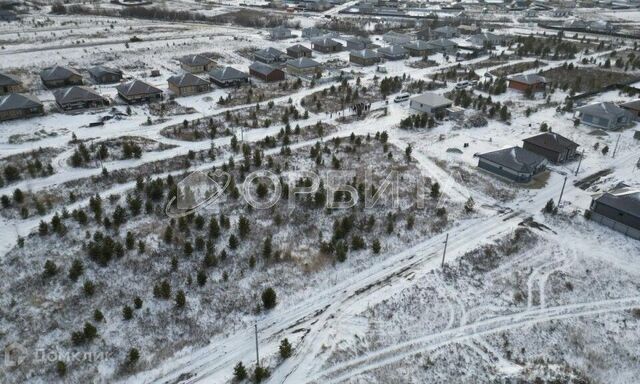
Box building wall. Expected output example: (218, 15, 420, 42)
(169, 83, 209, 97)
(477, 158, 534, 183)
(0, 106, 44, 121)
(406, 48, 430, 57)
(591, 201, 640, 230)
(93, 73, 122, 84)
(522, 142, 563, 163)
(0, 84, 22, 95)
(120, 92, 162, 104)
(287, 49, 312, 58)
(250, 69, 285, 82)
(349, 55, 378, 66)
(589, 211, 640, 240)
(43, 74, 83, 88)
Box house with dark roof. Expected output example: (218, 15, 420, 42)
(588, 187, 640, 239)
(574, 102, 634, 130)
(343, 36, 375, 51)
(179, 54, 216, 74)
(270, 26, 293, 40)
(620, 99, 640, 121)
(254, 48, 288, 64)
(377, 45, 407, 61)
(0, 72, 22, 95)
(0, 93, 44, 121)
(508, 74, 546, 93)
(116, 80, 163, 103)
(349, 49, 380, 66)
(40, 66, 83, 88)
(88, 65, 123, 84)
(287, 44, 313, 59)
(209, 67, 249, 87)
(302, 27, 324, 39)
(383, 31, 412, 45)
(427, 38, 457, 54)
(468, 32, 511, 47)
(286, 57, 322, 76)
(409, 92, 453, 116)
(249, 62, 285, 82)
(168, 73, 210, 97)
(53, 86, 109, 111)
(522, 132, 579, 163)
(432, 26, 459, 39)
(312, 38, 343, 53)
(404, 40, 434, 57)
(476, 146, 547, 183)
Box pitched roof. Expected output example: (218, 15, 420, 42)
(433, 26, 458, 34)
(179, 54, 214, 66)
(312, 37, 342, 47)
(508, 74, 546, 84)
(478, 146, 546, 173)
(287, 44, 312, 53)
(621, 99, 640, 111)
(428, 38, 457, 48)
(116, 79, 163, 96)
(286, 57, 321, 69)
(523, 132, 579, 153)
(209, 66, 249, 81)
(40, 66, 81, 81)
(168, 73, 210, 87)
(255, 47, 287, 60)
(249, 62, 281, 76)
(53, 86, 106, 104)
(0, 72, 21, 87)
(592, 187, 640, 218)
(88, 65, 122, 79)
(350, 49, 378, 59)
(377, 44, 407, 56)
(576, 102, 631, 120)
(0, 93, 42, 112)
(404, 40, 433, 50)
(411, 92, 452, 107)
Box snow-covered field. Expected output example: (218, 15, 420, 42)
(1, 3, 639, 384)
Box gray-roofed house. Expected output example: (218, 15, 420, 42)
(88, 65, 123, 84)
(168, 73, 210, 97)
(457, 24, 481, 35)
(209, 67, 249, 87)
(287, 44, 313, 59)
(468, 32, 511, 47)
(508, 74, 546, 93)
(286, 57, 322, 76)
(0, 72, 22, 95)
(249, 62, 285, 82)
(312, 38, 343, 53)
(343, 36, 375, 51)
(53, 86, 109, 111)
(116, 80, 163, 104)
(377, 45, 407, 61)
(0, 93, 44, 121)
(620, 99, 640, 121)
(349, 49, 380, 66)
(40, 66, 83, 88)
(409, 92, 453, 116)
(433, 26, 459, 39)
(588, 187, 640, 239)
(383, 31, 412, 45)
(302, 27, 324, 39)
(179, 54, 216, 74)
(270, 26, 293, 40)
(477, 146, 547, 183)
(574, 102, 634, 130)
(404, 40, 434, 57)
(522, 132, 579, 163)
(427, 38, 457, 54)
(254, 48, 288, 64)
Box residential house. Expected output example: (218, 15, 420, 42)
(477, 146, 547, 183)
(0, 72, 22, 95)
(522, 132, 579, 163)
(457, 24, 481, 35)
(349, 49, 380, 66)
(287, 44, 313, 59)
(404, 40, 434, 57)
(468, 32, 511, 47)
(40, 66, 83, 88)
(254, 48, 288, 64)
(270, 26, 293, 40)
(0, 93, 44, 121)
(116, 80, 163, 103)
(589, 20, 617, 33)
(88, 65, 123, 84)
(302, 27, 324, 39)
(209, 66, 249, 87)
(620, 99, 640, 121)
(383, 31, 412, 45)
(507, 74, 547, 93)
(409, 92, 453, 116)
(249, 62, 286, 82)
(179, 54, 215, 74)
(588, 187, 640, 240)
(53, 86, 109, 111)
(286, 57, 322, 76)
(168, 73, 210, 97)
(574, 102, 634, 130)
(312, 38, 343, 53)
(343, 36, 375, 50)
(432, 26, 459, 39)
(377, 45, 407, 61)
(427, 38, 457, 54)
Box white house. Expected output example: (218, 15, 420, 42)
(409, 92, 453, 115)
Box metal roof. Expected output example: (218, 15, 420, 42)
(576, 102, 631, 120)
(255, 47, 287, 60)
(209, 66, 249, 81)
(377, 44, 407, 56)
(0, 93, 42, 111)
(410, 92, 452, 108)
(249, 62, 281, 76)
(179, 54, 214, 66)
(167, 73, 210, 87)
(0, 72, 21, 87)
(88, 65, 122, 79)
(116, 79, 163, 96)
(286, 57, 321, 69)
(522, 132, 579, 153)
(404, 40, 432, 50)
(350, 49, 378, 59)
(477, 146, 546, 173)
(40, 66, 81, 81)
(593, 188, 640, 218)
(53, 86, 106, 104)
(312, 38, 342, 47)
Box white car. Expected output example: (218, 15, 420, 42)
(393, 93, 410, 103)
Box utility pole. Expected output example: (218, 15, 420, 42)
(574, 149, 585, 176)
(612, 133, 621, 158)
(558, 175, 568, 207)
(254, 322, 260, 368)
(441, 233, 449, 268)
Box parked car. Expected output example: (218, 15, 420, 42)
(394, 93, 410, 103)
(455, 81, 469, 90)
